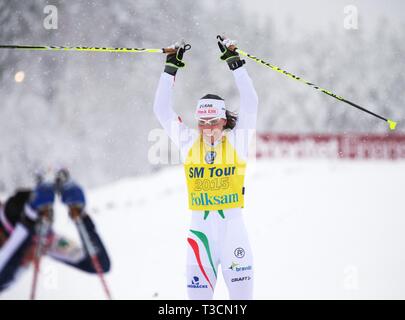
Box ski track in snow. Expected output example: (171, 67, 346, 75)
(2, 159, 405, 299)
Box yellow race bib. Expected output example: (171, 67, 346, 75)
(184, 134, 246, 210)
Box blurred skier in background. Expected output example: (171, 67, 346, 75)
(0, 169, 111, 293)
(153, 36, 258, 299)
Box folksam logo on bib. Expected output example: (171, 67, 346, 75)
(191, 192, 239, 206)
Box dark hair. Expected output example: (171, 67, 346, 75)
(200, 94, 238, 130)
(4, 189, 32, 227)
(200, 94, 224, 101)
(224, 110, 238, 130)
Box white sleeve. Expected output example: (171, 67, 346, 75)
(233, 67, 258, 130)
(153, 73, 197, 161)
(228, 67, 259, 159)
(0, 223, 29, 272)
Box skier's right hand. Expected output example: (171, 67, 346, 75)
(23, 183, 55, 228)
(163, 41, 190, 76)
(28, 183, 55, 213)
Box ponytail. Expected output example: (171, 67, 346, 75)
(224, 110, 238, 130)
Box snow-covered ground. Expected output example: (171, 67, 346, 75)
(2, 159, 405, 300)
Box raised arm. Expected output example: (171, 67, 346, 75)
(232, 66, 258, 130)
(218, 36, 258, 130)
(153, 42, 195, 156)
(217, 36, 259, 158)
(153, 72, 187, 141)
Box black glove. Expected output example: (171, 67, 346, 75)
(217, 35, 245, 71)
(163, 42, 190, 76)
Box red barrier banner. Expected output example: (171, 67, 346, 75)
(256, 133, 405, 160)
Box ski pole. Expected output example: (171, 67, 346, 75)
(70, 207, 112, 300)
(30, 208, 53, 300)
(0, 44, 188, 54)
(217, 36, 398, 130)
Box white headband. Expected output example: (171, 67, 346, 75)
(195, 99, 226, 119)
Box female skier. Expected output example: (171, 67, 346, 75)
(0, 170, 111, 293)
(153, 37, 258, 299)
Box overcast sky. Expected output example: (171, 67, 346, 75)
(241, 0, 404, 31)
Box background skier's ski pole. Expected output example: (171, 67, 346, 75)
(70, 207, 112, 300)
(218, 36, 397, 130)
(0, 44, 184, 54)
(30, 208, 53, 300)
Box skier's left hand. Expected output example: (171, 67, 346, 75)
(60, 182, 86, 211)
(217, 35, 245, 70)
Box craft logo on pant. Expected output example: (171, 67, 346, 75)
(187, 276, 208, 289)
(231, 276, 252, 283)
